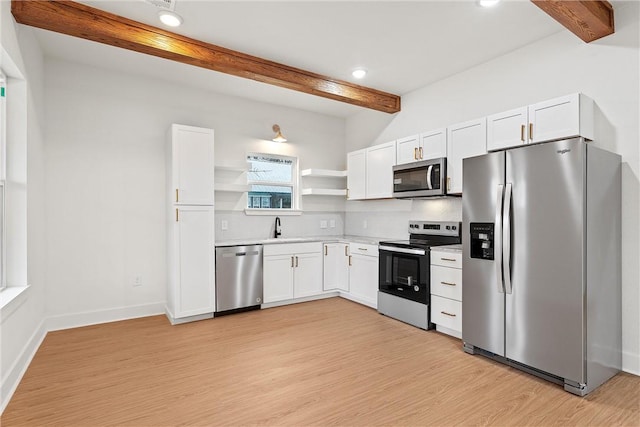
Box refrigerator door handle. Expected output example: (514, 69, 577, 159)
(426, 165, 433, 190)
(503, 183, 513, 294)
(495, 184, 505, 294)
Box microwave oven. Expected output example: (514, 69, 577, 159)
(392, 158, 447, 198)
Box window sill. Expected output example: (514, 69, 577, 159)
(244, 209, 303, 216)
(0, 285, 30, 319)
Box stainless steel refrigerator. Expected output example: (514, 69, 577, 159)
(462, 138, 621, 396)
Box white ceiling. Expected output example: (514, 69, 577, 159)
(31, 0, 570, 117)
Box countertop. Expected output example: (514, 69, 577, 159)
(431, 244, 462, 253)
(215, 235, 390, 247)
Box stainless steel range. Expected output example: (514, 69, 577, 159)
(378, 221, 461, 329)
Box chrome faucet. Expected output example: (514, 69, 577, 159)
(274, 217, 282, 238)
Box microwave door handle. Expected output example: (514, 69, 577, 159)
(495, 184, 505, 294)
(426, 165, 433, 190)
(503, 183, 513, 294)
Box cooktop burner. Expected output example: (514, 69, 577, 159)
(379, 221, 461, 249)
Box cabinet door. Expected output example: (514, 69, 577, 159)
(366, 141, 396, 199)
(263, 255, 294, 303)
(294, 252, 324, 298)
(323, 243, 349, 291)
(420, 128, 447, 160)
(446, 118, 487, 195)
(349, 254, 378, 307)
(487, 107, 528, 152)
(174, 206, 215, 317)
(172, 124, 215, 205)
(396, 134, 421, 165)
(347, 149, 366, 200)
(528, 93, 581, 144)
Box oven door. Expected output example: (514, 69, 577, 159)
(392, 158, 446, 198)
(378, 246, 430, 304)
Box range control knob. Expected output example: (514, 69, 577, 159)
(414, 285, 419, 292)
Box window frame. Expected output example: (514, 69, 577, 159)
(0, 70, 6, 290)
(245, 152, 299, 213)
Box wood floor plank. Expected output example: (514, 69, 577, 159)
(2, 298, 638, 426)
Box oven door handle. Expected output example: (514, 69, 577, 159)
(379, 245, 426, 256)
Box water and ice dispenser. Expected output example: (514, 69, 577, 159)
(470, 223, 494, 260)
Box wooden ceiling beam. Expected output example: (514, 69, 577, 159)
(531, 0, 614, 43)
(11, 0, 401, 114)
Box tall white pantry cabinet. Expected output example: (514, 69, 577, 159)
(166, 124, 216, 324)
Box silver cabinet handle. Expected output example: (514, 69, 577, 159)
(441, 311, 457, 317)
(348, 255, 352, 266)
(440, 281, 456, 286)
(324, 246, 328, 256)
(495, 184, 505, 294)
(503, 183, 513, 294)
(358, 247, 367, 251)
(440, 257, 456, 262)
(291, 256, 294, 268)
(344, 246, 349, 256)
(295, 256, 299, 268)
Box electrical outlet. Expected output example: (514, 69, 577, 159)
(133, 276, 143, 287)
(221, 220, 228, 230)
(329, 219, 336, 228)
(320, 220, 328, 229)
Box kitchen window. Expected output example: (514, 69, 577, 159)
(246, 153, 298, 211)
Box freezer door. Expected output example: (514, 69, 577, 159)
(462, 152, 505, 356)
(505, 139, 585, 383)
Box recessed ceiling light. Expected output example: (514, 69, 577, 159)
(352, 69, 367, 79)
(478, 0, 500, 7)
(158, 9, 183, 27)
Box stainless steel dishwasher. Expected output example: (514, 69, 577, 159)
(215, 245, 263, 314)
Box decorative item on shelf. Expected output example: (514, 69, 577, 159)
(272, 124, 287, 143)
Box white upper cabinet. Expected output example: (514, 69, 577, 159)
(447, 118, 487, 195)
(170, 124, 215, 205)
(396, 134, 421, 165)
(396, 130, 446, 165)
(487, 107, 528, 152)
(347, 141, 396, 200)
(488, 94, 594, 151)
(528, 93, 594, 144)
(421, 128, 447, 160)
(366, 141, 396, 199)
(347, 148, 367, 200)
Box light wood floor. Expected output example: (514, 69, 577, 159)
(2, 297, 639, 426)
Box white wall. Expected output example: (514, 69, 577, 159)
(0, 5, 47, 413)
(345, 2, 640, 374)
(43, 59, 347, 322)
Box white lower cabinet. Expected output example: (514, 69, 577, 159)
(263, 242, 323, 304)
(430, 248, 462, 338)
(347, 243, 379, 308)
(323, 243, 350, 292)
(167, 205, 215, 322)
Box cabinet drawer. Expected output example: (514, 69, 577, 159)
(430, 265, 462, 301)
(349, 243, 378, 257)
(431, 295, 462, 332)
(264, 242, 321, 256)
(431, 250, 462, 268)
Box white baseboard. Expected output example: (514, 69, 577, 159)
(623, 350, 640, 376)
(1, 318, 47, 414)
(47, 302, 165, 332)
